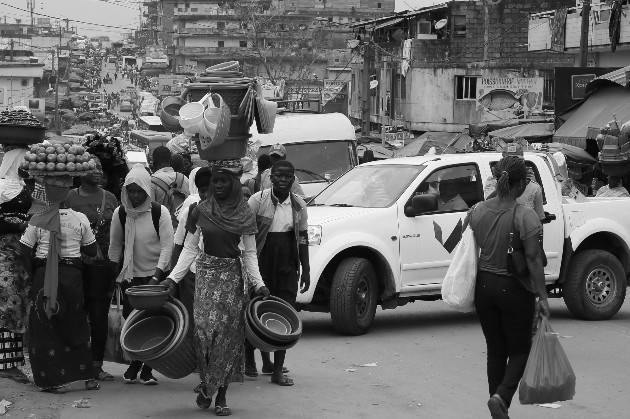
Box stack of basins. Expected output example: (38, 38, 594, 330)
(184, 61, 254, 161)
(120, 285, 197, 379)
(245, 296, 302, 352)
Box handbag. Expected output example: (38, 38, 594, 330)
(519, 316, 576, 404)
(103, 285, 129, 364)
(441, 220, 479, 313)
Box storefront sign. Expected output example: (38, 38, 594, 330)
(571, 74, 595, 100)
(477, 77, 544, 121)
(158, 74, 187, 97)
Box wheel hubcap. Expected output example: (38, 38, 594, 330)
(585, 267, 616, 306)
(356, 275, 370, 317)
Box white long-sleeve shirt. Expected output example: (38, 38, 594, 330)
(168, 227, 265, 291)
(108, 205, 174, 278)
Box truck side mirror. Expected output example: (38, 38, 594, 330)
(405, 194, 438, 217)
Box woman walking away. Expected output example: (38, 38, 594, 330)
(165, 159, 269, 416)
(0, 149, 32, 385)
(467, 156, 550, 418)
(19, 176, 100, 393)
(109, 164, 173, 385)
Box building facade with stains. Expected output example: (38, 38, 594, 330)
(349, 0, 577, 133)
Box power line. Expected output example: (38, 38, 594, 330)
(0, 1, 138, 30)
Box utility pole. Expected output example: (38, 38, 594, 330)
(28, 0, 35, 35)
(361, 41, 372, 138)
(579, 0, 591, 67)
(9, 40, 14, 61)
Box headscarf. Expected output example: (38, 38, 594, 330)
(196, 161, 256, 236)
(116, 164, 152, 282)
(188, 167, 201, 196)
(0, 148, 27, 204)
(29, 175, 73, 318)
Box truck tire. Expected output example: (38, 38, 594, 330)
(330, 257, 378, 335)
(563, 250, 626, 320)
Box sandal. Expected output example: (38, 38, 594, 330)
(95, 368, 115, 381)
(42, 385, 68, 394)
(214, 406, 232, 416)
(196, 388, 213, 410)
(244, 366, 258, 377)
(0, 369, 30, 384)
(270, 375, 294, 386)
(85, 379, 100, 390)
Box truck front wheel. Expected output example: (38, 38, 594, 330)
(564, 250, 626, 320)
(330, 257, 378, 335)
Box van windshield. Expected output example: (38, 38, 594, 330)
(258, 140, 355, 183)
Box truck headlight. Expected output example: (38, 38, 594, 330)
(307, 225, 322, 245)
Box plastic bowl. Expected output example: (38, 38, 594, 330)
(122, 315, 175, 358)
(125, 287, 170, 310)
(245, 318, 297, 353)
(251, 297, 302, 342)
(260, 312, 290, 335)
(161, 96, 186, 126)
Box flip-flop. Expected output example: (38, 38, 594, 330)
(42, 385, 68, 394)
(196, 389, 213, 410)
(271, 375, 294, 386)
(214, 406, 232, 416)
(244, 367, 258, 377)
(85, 379, 100, 390)
(261, 366, 289, 375)
(96, 370, 115, 381)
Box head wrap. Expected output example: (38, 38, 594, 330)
(196, 160, 256, 236)
(0, 148, 27, 204)
(29, 175, 73, 318)
(117, 164, 152, 282)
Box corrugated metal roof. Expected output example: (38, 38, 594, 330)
(373, 17, 404, 30)
(593, 65, 630, 86)
(554, 86, 630, 147)
(349, 2, 449, 29)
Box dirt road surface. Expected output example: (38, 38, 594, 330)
(2, 298, 629, 418)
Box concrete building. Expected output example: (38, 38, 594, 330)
(528, 0, 630, 67)
(349, 0, 577, 133)
(164, 0, 394, 78)
(0, 62, 44, 111)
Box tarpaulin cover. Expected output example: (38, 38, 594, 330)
(489, 123, 554, 142)
(469, 120, 519, 138)
(555, 86, 630, 148)
(395, 131, 468, 157)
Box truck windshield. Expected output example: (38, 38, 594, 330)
(310, 165, 425, 208)
(258, 140, 355, 184)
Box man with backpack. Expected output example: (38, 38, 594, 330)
(150, 147, 189, 228)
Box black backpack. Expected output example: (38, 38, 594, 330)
(118, 202, 161, 239)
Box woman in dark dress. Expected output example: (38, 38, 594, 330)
(0, 148, 31, 384)
(19, 175, 100, 394)
(165, 160, 269, 416)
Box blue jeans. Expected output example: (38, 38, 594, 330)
(475, 271, 535, 407)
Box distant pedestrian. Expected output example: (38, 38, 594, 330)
(114, 72, 118, 81)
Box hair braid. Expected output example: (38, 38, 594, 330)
(493, 156, 528, 200)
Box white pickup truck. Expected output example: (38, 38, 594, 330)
(299, 152, 630, 335)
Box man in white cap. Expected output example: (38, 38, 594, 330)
(260, 143, 305, 197)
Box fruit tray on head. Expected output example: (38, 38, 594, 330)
(21, 141, 97, 175)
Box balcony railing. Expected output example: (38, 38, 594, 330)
(175, 46, 248, 55)
(529, 4, 630, 52)
(173, 7, 234, 17)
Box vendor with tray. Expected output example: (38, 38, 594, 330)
(18, 143, 101, 394)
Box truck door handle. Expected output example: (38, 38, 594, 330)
(543, 212, 556, 224)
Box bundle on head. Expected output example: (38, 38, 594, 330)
(493, 155, 527, 199)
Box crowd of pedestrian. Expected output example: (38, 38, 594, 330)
(0, 138, 308, 416)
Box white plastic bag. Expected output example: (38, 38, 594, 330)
(441, 226, 479, 312)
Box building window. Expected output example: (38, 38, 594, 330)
(455, 76, 478, 100)
(240, 40, 247, 47)
(377, 3, 382, 8)
(218, 40, 224, 47)
(191, 8, 197, 12)
(217, 22, 225, 31)
(21, 79, 29, 87)
(177, 8, 183, 12)
(540, 70, 554, 105)
(453, 15, 466, 37)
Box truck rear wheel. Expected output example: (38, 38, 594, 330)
(563, 250, 626, 320)
(330, 257, 378, 335)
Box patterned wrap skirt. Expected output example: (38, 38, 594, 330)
(29, 262, 93, 389)
(194, 253, 248, 396)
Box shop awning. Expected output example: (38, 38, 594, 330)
(395, 131, 469, 157)
(374, 17, 404, 30)
(555, 85, 630, 147)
